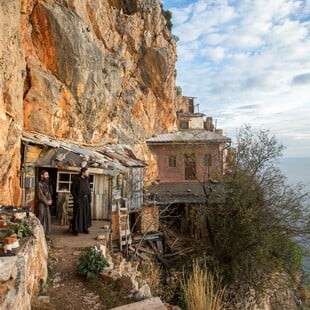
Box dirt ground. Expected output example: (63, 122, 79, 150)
(31, 218, 130, 310)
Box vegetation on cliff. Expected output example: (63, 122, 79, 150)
(160, 4, 173, 31)
(202, 125, 309, 287)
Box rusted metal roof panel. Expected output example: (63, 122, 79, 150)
(146, 182, 223, 204)
(146, 129, 231, 144)
(22, 131, 125, 172)
(22, 131, 93, 157)
(94, 145, 145, 167)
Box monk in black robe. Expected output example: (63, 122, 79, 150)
(70, 167, 92, 235)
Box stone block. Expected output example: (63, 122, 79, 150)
(109, 297, 166, 310)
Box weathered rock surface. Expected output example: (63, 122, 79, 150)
(223, 275, 301, 310)
(0, 0, 25, 205)
(0, 214, 48, 310)
(0, 0, 178, 204)
(22, 0, 177, 143)
(110, 297, 166, 310)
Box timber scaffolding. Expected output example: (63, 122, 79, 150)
(114, 202, 203, 270)
(128, 227, 197, 272)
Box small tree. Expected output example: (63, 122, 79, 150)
(203, 126, 309, 285)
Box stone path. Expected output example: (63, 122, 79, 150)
(33, 218, 170, 310)
(50, 218, 111, 249)
(32, 218, 113, 310)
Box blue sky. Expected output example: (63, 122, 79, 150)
(162, 0, 310, 157)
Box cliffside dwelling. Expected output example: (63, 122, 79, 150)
(146, 96, 231, 239)
(21, 131, 145, 244)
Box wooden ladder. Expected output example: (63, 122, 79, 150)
(118, 203, 132, 252)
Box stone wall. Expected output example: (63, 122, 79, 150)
(0, 214, 48, 310)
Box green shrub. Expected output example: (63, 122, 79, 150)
(172, 34, 179, 42)
(175, 86, 182, 96)
(77, 246, 109, 280)
(160, 4, 173, 31)
(10, 220, 34, 238)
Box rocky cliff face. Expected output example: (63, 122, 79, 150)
(0, 0, 25, 206)
(0, 0, 177, 204)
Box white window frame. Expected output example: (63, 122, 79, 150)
(56, 171, 95, 193)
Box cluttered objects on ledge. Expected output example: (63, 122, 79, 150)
(0, 205, 33, 257)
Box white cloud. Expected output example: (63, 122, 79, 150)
(171, 1, 236, 42)
(166, 0, 310, 157)
(267, 20, 308, 46)
(201, 46, 225, 62)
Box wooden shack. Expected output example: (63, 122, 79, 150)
(21, 131, 146, 246)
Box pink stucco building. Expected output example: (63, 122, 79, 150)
(145, 97, 231, 238)
(147, 97, 231, 185)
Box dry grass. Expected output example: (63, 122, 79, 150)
(138, 259, 162, 296)
(182, 260, 225, 310)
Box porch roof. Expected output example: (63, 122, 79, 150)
(145, 181, 223, 205)
(146, 129, 231, 144)
(93, 145, 145, 167)
(21, 131, 125, 173)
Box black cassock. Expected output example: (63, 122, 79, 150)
(70, 175, 92, 233)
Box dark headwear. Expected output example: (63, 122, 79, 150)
(41, 170, 48, 175)
(80, 167, 88, 173)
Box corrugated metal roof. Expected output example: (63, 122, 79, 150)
(22, 131, 93, 156)
(94, 145, 145, 167)
(146, 182, 223, 204)
(22, 131, 125, 171)
(146, 129, 231, 144)
(177, 112, 205, 118)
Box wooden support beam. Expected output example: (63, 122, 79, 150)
(147, 240, 169, 271)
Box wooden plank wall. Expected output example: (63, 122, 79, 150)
(92, 174, 110, 220)
(127, 167, 144, 210)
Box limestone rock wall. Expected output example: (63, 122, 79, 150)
(22, 0, 177, 144)
(0, 0, 25, 205)
(0, 0, 178, 204)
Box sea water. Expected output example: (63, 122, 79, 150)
(278, 157, 310, 276)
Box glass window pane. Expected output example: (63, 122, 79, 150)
(58, 183, 70, 191)
(180, 121, 189, 129)
(204, 154, 212, 166)
(169, 155, 176, 167)
(59, 173, 70, 181)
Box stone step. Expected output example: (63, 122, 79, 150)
(109, 297, 166, 310)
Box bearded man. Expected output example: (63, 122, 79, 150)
(70, 167, 92, 235)
(36, 170, 52, 240)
